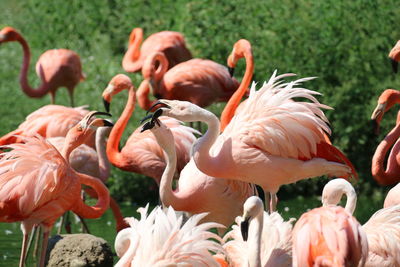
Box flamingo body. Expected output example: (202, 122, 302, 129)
(384, 183, 400, 208)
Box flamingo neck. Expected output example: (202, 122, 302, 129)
(107, 86, 136, 168)
(61, 143, 75, 161)
(372, 122, 400, 185)
(18, 36, 50, 97)
(122, 29, 143, 72)
(220, 50, 254, 131)
(96, 127, 111, 183)
(248, 212, 263, 267)
(192, 110, 224, 177)
(115, 229, 137, 267)
(136, 80, 152, 110)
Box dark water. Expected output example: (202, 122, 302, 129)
(0, 194, 382, 266)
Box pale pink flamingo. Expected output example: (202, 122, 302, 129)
(321, 178, 400, 267)
(0, 26, 84, 106)
(220, 39, 254, 132)
(292, 178, 368, 267)
(383, 183, 400, 208)
(0, 112, 111, 267)
(222, 196, 294, 267)
(48, 126, 129, 232)
(140, 118, 256, 232)
(147, 71, 357, 211)
(0, 104, 94, 148)
(389, 40, 400, 73)
(136, 51, 239, 110)
(122, 28, 192, 73)
(371, 89, 400, 185)
(114, 204, 224, 267)
(102, 74, 199, 186)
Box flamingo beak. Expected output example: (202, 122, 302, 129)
(102, 119, 114, 127)
(391, 58, 398, 73)
(140, 108, 163, 125)
(371, 103, 385, 135)
(240, 216, 250, 241)
(0, 34, 4, 43)
(146, 100, 171, 114)
(228, 67, 235, 77)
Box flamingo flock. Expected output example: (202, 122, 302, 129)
(0, 24, 399, 267)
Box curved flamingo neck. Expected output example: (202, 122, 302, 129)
(96, 127, 111, 182)
(115, 229, 137, 267)
(106, 86, 136, 168)
(17, 36, 51, 97)
(220, 48, 254, 132)
(136, 79, 152, 110)
(192, 110, 225, 177)
(248, 211, 263, 267)
(372, 122, 400, 185)
(152, 53, 169, 81)
(122, 28, 143, 72)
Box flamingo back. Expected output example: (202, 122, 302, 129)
(292, 206, 368, 267)
(115, 205, 224, 267)
(0, 135, 80, 225)
(363, 205, 400, 267)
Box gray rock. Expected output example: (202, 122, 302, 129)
(46, 234, 113, 267)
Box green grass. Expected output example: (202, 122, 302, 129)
(0, 0, 398, 221)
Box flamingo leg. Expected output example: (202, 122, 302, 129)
(26, 225, 38, 259)
(33, 227, 42, 260)
(78, 215, 90, 234)
(38, 227, 50, 267)
(270, 193, 278, 212)
(264, 192, 271, 213)
(20, 223, 34, 267)
(50, 92, 55, 104)
(67, 87, 74, 107)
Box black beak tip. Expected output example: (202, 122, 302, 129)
(240, 219, 249, 241)
(103, 98, 111, 113)
(140, 121, 153, 132)
(391, 58, 398, 73)
(103, 120, 114, 127)
(228, 67, 235, 77)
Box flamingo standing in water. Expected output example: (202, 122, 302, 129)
(371, 89, 400, 185)
(146, 71, 356, 211)
(140, 118, 255, 232)
(136, 50, 240, 110)
(114, 205, 224, 267)
(320, 178, 400, 267)
(0, 27, 84, 106)
(122, 28, 192, 73)
(0, 104, 94, 147)
(389, 40, 400, 73)
(0, 112, 111, 267)
(222, 196, 294, 267)
(292, 179, 368, 267)
(102, 74, 198, 186)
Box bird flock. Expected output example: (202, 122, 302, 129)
(0, 25, 399, 267)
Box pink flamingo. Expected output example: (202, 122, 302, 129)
(136, 51, 239, 110)
(140, 118, 256, 232)
(0, 104, 93, 147)
(0, 27, 84, 106)
(321, 178, 400, 267)
(222, 196, 294, 267)
(0, 112, 111, 267)
(383, 183, 400, 208)
(147, 71, 357, 211)
(389, 40, 400, 73)
(122, 28, 192, 73)
(371, 89, 400, 185)
(102, 74, 198, 186)
(114, 205, 224, 267)
(220, 39, 254, 132)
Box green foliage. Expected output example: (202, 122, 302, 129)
(0, 0, 399, 204)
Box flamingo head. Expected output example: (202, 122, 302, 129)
(240, 196, 264, 241)
(145, 99, 209, 123)
(371, 89, 400, 135)
(142, 52, 168, 94)
(0, 27, 20, 44)
(389, 40, 400, 73)
(102, 74, 133, 113)
(227, 39, 252, 77)
(64, 111, 113, 154)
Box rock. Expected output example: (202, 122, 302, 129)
(46, 233, 113, 267)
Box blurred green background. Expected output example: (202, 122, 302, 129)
(0, 0, 399, 263)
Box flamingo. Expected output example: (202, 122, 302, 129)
(222, 196, 294, 267)
(48, 126, 128, 232)
(292, 179, 368, 267)
(0, 112, 111, 267)
(114, 204, 224, 267)
(321, 178, 400, 267)
(146, 71, 357, 211)
(383, 183, 400, 208)
(0, 26, 84, 106)
(371, 89, 400, 185)
(122, 28, 192, 73)
(140, 118, 256, 232)
(220, 39, 254, 132)
(102, 74, 199, 186)
(136, 51, 240, 110)
(389, 40, 400, 73)
(0, 104, 93, 147)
